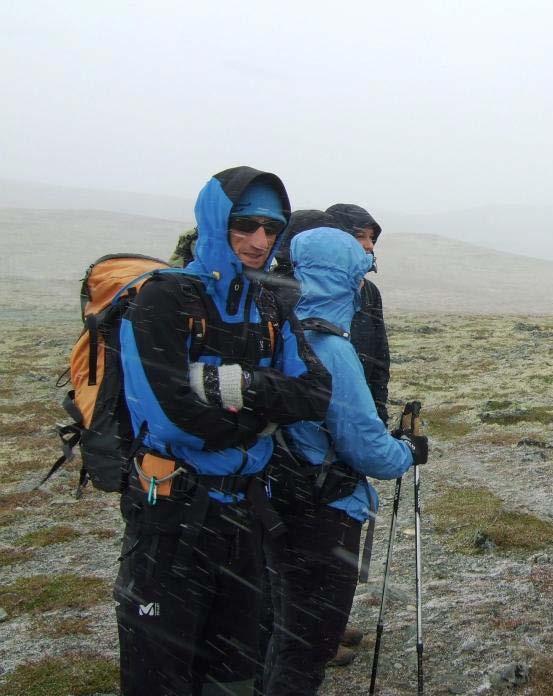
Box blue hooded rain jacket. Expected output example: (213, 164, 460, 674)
(280, 228, 413, 521)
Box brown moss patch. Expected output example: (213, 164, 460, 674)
(53, 496, 118, 522)
(529, 655, 553, 696)
(467, 431, 523, 447)
(0, 509, 23, 527)
(16, 525, 81, 548)
(491, 615, 529, 631)
(0, 400, 65, 437)
(0, 573, 109, 618)
(0, 547, 34, 567)
(0, 652, 119, 696)
(0, 459, 41, 484)
(0, 489, 49, 515)
(529, 565, 553, 595)
(32, 615, 94, 639)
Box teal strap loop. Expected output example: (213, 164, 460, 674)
(147, 476, 157, 506)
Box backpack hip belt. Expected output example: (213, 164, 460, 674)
(134, 452, 254, 504)
(274, 430, 362, 506)
(132, 451, 286, 539)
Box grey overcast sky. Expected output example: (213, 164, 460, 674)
(1, 0, 552, 214)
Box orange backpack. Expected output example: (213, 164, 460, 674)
(42, 254, 175, 495)
(42, 254, 279, 497)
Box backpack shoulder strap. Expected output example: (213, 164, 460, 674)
(299, 317, 350, 340)
(153, 271, 212, 362)
(274, 426, 336, 506)
(255, 284, 282, 355)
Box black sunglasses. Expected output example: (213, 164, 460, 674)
(230, 217, 286, 237)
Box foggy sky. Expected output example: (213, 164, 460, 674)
(2, 0, 552, 216)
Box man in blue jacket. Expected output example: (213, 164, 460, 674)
(264, 226, 427, 696)
(116, 167, 331, 696)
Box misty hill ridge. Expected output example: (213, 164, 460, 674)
(2, 177, 552, 261)
(380, 204, 553, 262)
(0, 178, 194, 222)
(1, 208, 551, 315)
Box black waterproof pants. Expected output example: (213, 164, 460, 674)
(114, 499, 263, 696)
(263, 504, 361, 696)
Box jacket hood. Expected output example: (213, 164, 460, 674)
(291, 228, 373, 332)
(326, 203, 382, 242)
(185, 166, 291, 302)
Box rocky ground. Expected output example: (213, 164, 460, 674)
(1, 313, 552, 695)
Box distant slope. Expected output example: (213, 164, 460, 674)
(0, 178, 194, 221)
(375, 232, 553, 314)
(1, 208, 552, 316)
(0, 208, 189, 280)
(2, 179, 552, 261)
(379, 205, 553, 262)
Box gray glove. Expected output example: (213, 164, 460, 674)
(189, 362, 244, 411)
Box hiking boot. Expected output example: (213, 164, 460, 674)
(327, 645, 357, 667)
(340, 626, 364, 647)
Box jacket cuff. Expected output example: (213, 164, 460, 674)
(218, 364, 244, 411)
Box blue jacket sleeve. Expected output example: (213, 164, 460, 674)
(323, 340, 413, 479)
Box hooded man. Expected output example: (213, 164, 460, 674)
(116, 167, 331, 696)
(263, 226, 427, 696)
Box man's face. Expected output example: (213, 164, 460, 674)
(229, 216, 284, 269)
(352, 226, 376, 253)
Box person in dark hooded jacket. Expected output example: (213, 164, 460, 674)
(263, 227, 427, 696)
(325, 203, 389, 424)
(115, 167, 331, 696)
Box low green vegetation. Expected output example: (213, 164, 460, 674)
(0, 573, 109, 618)
(483, 399, 513, 411)
(16, 525, 81, 548)
(424, 405, 473, 438)
(480, 406, 553, 426)
(0, 653, 119, 696)
(427, 487, 553, 554)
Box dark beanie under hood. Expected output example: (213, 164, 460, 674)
(276, 209, 340, 268)
(325, 203, 382, 242)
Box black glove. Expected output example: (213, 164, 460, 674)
(392, 430, 428, 465)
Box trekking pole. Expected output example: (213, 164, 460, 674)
(369, 474, 402, 695)
(369, 402, 423, 695)
(409, 401, 424, 695)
